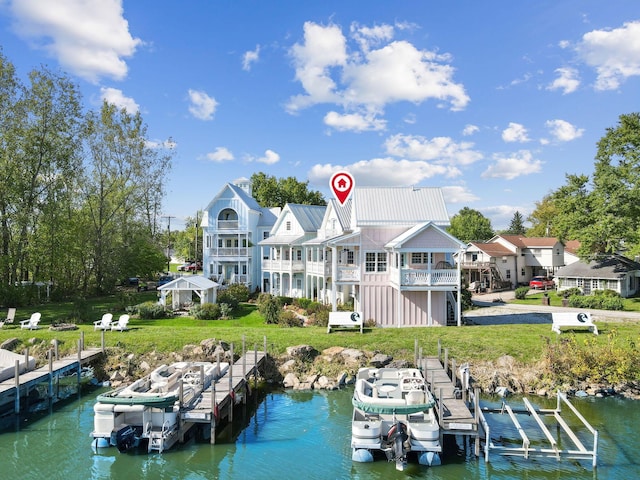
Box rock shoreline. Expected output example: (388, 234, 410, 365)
(95, 339, 640, 401)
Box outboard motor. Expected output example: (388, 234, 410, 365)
(387, 422, 409, 471)
(111, 425, 139, 453)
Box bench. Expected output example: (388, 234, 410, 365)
(552, 312, 598, 335)
(327, 311, 363, 333)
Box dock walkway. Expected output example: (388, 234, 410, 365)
(0, 347, 103, 413)
(180, 349, 266, 443)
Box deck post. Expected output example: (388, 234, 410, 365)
(254, 345, 258, 390)
(54, 339, 59, 361)
(452, 358, 457, 387)
(414, 338, 418, 366)
(48, 351, 54, 398)
(242, 335, 246, 379)
(210, 382, 217, 444)
(437, 339, 442, 361)
(444, 348, 449, 378)
(101, 329, 105, 352)
(263, 336, 267, 356)
(229, 343, 234, 423)
(80, 331, 85, 351)
(24, 348, 29, 371)
(474, 387, 480, 457)
(14, 359, 20, 413)
(77, 340, 82, 388)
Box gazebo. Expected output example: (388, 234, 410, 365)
(157, 275, 219, 310)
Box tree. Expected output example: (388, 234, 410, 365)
(526, 195, 560, 237)
(250, 172, 325, 207)
(504, 211, 526, 235)
(448, 207, 494, 243)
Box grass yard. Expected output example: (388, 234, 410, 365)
(2, 291, 638, 374)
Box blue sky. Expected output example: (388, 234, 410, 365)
(1, 1, 640, 231)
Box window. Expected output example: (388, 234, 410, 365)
(263, 231, 269, 239)
(206, 235, 211, 249)
(346, 249, 354, 265)
(296, 249, 302, 261)
(506, 269, 511, 279)
(218, 239, 223, 248)
(366, 252, 387, 272)
(233, 239, 239, 247)
(521, 268, 525, 277)
(242, 265, 247, 275)
(411, 252, 432, 264)
(218, 265, 223, 275)
(234, 265, 239, 274)
(286, 221, 291, 231)
(226, 239, 232, 248)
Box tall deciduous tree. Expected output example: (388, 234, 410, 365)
(448, 207, 494, 243)
(526, 195, 559, 237)
(250, 172, 325, 207)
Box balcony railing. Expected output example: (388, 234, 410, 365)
(399, 268, 459, 287)
(336, 266, 360, 282)
(306, 261, 331, 276)
(262, 259, 305, 272)
(217, 220, 240, 229)
(207, 247, 249, 257)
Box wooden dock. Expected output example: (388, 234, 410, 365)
(0, 343, 103, 414)
(180, 348, 266, 444)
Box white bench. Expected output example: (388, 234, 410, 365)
(327, 311, 363, 333)
(552, 312, 598, 335)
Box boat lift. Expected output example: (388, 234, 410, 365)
(477, 391, 598, 468)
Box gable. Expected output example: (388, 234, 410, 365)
(386, 222, 465, 251)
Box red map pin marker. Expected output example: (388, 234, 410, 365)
(330, 171, 354, 206)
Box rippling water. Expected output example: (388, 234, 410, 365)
(0, 388, 637, 479)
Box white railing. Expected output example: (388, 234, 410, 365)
(400, 268, 459, 286)
(207, 247, 249, 257)
(217, 220, 239, 229)
(262, 259, 305, 272)
(336, 266, 360, 282)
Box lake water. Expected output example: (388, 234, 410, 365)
(0, 388, 637, 479)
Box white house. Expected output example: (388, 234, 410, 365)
(200, 178, 280, 292)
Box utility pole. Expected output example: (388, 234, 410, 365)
(162, 215, 175, 273)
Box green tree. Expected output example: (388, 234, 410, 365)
(250, 172, 325, 207)
(504, 211, 526, 235)
(448, 207, 494, 243)
(526, 195, 559, 237)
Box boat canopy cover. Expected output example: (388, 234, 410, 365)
(352, 397, 435, 415)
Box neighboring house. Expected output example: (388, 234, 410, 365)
(261, 186, 467, 327)
(260, 203, 326, 298)
(563, 240, 581, 265)
(554, 254, 640, 298)
(200, 178, 280, 292)
(459, 235, 565, 290)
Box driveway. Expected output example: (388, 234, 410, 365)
(465, 290, 640, 325)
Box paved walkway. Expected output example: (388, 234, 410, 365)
(465, 290, 640, 325)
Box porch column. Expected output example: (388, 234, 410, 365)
(428, 290, 432, 327)
(457, 253, 463, 326)
(331, 246, 337, 311)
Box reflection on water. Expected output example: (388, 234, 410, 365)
(0, 388, 637, 479)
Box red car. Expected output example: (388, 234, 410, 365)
(529, 276, 555, 289)
(186, 262, 202, 272)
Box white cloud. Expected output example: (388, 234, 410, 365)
(502, 122, 530, 143)
(324, 111, 386, 132)
(547, 67, 580, 94)
(100, 87, 139, 113)
(384, 134, 483, 166)
(7, 0, 141, 83)
(188, 89, 218, 120)
(257, 149, 280, 165)
(462, 124, 479, 136)
(545, 119, 584, 142)
(577, 20, 640, 90)
(441, 185, 479, 203)
(204, 147, 234, 162)
(308, 157, 459, 187)
(242, 44, 260, 71)
(482, 150, 542, 180)
(287, 22, 469, 114)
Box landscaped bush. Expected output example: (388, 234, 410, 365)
(278, 309, 304, 327)
(514, 286, 530, 300)
(277, 296, 294, 306)
(134, 301, 168, 319)
(191, 303, 221, 320)
(561, 287, 582, 298)
(568, 292, 624, 311)
(294, 297, 313, 310)
(257, 294, 282, 324)
(307, 308, 329, 327)
(217, 291, 239, 311)
(224, 284, 250, 302)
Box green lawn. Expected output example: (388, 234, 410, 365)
(2, 291, 638, 372)
(512, 290, 640, 312)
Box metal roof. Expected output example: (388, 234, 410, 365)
(287, 204, 326, 232)
(157, 275, 218, 290)
(352, 187, 449, 226)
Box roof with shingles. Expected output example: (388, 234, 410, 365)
(469, 242, 515, 257)
(353, 187, 450, 226)
(555, 254, 640, 279)
(497, 235, 560, 248)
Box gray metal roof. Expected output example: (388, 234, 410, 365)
(157, 275, 218, 290)
(555, 254, 640, 279)
(353, 187, 450, 226)
(287, 204, 326, 232)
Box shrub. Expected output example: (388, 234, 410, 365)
(225, 284, 250, 302)
(561, 287, 581, 298)
(191, 303, 221, 320)
(307, 308, 329, 327)
(258, 294, 282, 324)
(277, 296, 294, 306)
(514, 286, 529, 300)
(278, 309, 304, 327)
(67, 297, 92, 324)
(568, 293, 623, 311)
(135, 301, 168, 319)
(294, 297, 313, 310)
(217, 291, 239, 311)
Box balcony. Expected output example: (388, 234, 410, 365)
(262, 259, 305, 272)
(207, 247, 249, 257)
(336, 266, 360, 282)
(398, 268, 459, 287)
(306, 261, 331, 276)
(217, 220, 240, 229)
